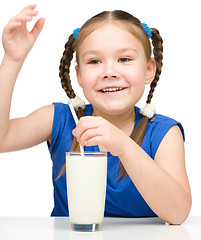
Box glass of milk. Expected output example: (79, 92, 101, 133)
(66, 151, 107, 232)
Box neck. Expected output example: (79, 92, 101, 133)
(92, 107, 136, 136)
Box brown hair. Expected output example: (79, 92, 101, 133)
(58, 10, 163, 179)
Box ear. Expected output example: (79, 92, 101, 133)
(145, 58, 156, 85)
(75, 65, 83, 88)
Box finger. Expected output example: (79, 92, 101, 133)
(31, 18, 45, 40)
(22, 9, 38, 18)
(5, 11, 38, 34)
(77, 116, 103, 130)
(7, 4, 37, 23)
(4, 15, 29, 35)
(85, 136, 105, 148)
(74, 117, 99, 140)
(12, 10, 38, 23)
(79, 128, 102, 147)
(21, 4, 37, 12)
(3, 21, 22, 35)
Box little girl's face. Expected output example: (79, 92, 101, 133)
(76, 22, 155, 116)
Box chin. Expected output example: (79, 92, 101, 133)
(91, 100, 135, 116)
(104, 106, 133, 116)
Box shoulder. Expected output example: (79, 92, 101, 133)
(136, 106, 185, 140)
(49, 103, 92, 151)
(135, 106, 184, 137)
(135, 107, 185, 158)
(52, 102, 69, 114)
(149, 112, 185, 140)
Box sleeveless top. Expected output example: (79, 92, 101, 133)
(47, 103, 185, 217)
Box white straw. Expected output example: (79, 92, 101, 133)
(69, 103, 84, 156)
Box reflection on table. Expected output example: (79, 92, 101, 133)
(54, 217, 190, 240)
(0, 216, 199, 240)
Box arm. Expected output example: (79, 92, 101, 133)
(118, 125, 191, 224)
(72, 117, 192, 225)
(0, 5, 54, 152)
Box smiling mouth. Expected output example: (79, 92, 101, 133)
(100, 87, 126, 93)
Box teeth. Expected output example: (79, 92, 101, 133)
(101, 87, 124, 92)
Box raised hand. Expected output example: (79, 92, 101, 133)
(2, 4, 45, 62)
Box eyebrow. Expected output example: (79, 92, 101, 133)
(82, 50, 101, 58)
(118, 48, 138, 54)
(82, 48, 138, 58)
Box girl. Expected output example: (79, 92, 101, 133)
(0, 4, 191, 224)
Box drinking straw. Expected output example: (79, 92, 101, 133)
(68, 103, 84, 156)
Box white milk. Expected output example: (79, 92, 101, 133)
(66, 152, 107, 225)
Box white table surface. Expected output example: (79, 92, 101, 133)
(0, 216, 200, 240)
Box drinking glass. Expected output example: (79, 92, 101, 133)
(66, 151, 107, 232)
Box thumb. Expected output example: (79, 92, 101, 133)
(31, 17, 45, 40)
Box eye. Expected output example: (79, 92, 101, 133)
(88, 59, 101, 64)
(118, 57, 132, 63)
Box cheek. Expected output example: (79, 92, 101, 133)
(127, 67, 147, 87)
(79, 67, 100, 87)
(78, 71, 97, 101)
(128, 65, 147, 98)
(78, 69, 91, 87)
(134, 63, 148, 84)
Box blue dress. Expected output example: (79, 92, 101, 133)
(47, 103, 185, 217)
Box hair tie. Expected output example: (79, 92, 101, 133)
(140, 104, 156, 119)
(141, 23, 152, 38)
(73, 28, 80, 39)
(68, 96, 85, 111)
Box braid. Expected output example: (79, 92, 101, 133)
(146, 28, 163, 104)
(57, 35, 85, 179)
(118, 115, 149, 180)
(59, 33, 85, 135)
(59, 34, 76, 99)
(118, 28, 163, 180)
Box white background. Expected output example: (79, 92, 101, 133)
(0, 0, 200, 217)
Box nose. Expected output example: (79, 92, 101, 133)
(103, 73, 117, 79)
(102, 61, 119, 79)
